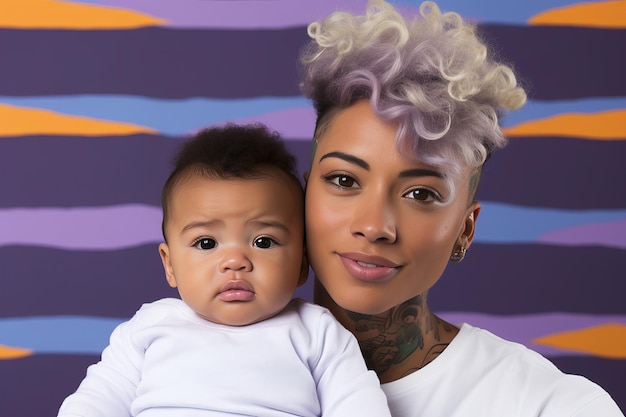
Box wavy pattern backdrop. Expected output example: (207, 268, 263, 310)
(1, 0, 625, 415)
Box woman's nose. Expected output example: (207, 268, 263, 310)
(219, 248, 253, 273)
(350, 193, 397, 243)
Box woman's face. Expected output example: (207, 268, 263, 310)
(305, 100, 480, 314)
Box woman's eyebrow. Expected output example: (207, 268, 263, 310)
(319, 152, 442, 178)
(399, 168, 443, 179)
(319, 151, 369, 170)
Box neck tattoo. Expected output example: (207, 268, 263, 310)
(345, 296, 455, 377)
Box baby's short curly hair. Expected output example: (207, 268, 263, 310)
(161, 123, 302, 240)
(299, 0, 526, 199)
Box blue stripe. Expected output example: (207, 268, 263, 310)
(3, 95, 624, 133)
(390, 0, 608, 24)
(3, 312, 625, 357)
(0, 95, 312, 136)
(0, 316, 123, 354)
(476, 202, 626, 242)
(501, 97, 626, 127)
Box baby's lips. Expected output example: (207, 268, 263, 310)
(218, 280, 255, 301)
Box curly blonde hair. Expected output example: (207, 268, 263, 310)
(300, 0, 526, 199)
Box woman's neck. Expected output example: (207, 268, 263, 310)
(315, 283, 458, 383)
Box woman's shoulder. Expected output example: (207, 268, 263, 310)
(454, 323, 563, 372)
(382, 323, 623, 416)
(454, 324, 616, 399)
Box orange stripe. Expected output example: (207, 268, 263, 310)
(529, 1, 626, 29)
(503, 109, 626, 140)
(0, 344, 33, 360)
(0, 104, 156, 137)
(0, 0, 166, 29)
(534, 323, 626, 359)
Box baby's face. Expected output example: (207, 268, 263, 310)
(159, 170, 306, 326)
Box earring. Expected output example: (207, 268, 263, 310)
(450, 245, 467, 263)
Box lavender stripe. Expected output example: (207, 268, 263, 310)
(0, 205, 162, 250)
(537, 219, 626, 249)
(230, 107, 316, 140)
(93, 0, 368, 29)
(71, 0, 618, 27)
(4, 204, 624, 250)
(439, 312, 626, 357)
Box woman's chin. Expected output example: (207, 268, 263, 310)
(333, 293, 394, 316)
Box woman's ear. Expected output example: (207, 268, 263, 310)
(460, 201, 481, 249)
(158, 242, 178, 288)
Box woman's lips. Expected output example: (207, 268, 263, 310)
(218, 280, 255, 301)
(338, 252, 399, 282)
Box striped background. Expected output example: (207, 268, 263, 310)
(0, 1, 625, 415)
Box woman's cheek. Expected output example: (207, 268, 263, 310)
(308, 186, 332, 224)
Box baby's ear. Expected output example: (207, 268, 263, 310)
(158, 242, 177, 288)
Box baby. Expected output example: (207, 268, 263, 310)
(57, 123, 391, 417)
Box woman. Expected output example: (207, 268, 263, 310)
(300, 1, 624, 416)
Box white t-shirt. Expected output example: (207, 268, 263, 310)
(58, 298, 391, 417)
(382, 323, 623, 417)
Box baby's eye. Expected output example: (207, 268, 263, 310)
(403, 188, 441, 204)
(323, 173, 359, 189)
(253, 236, 277, 249)
(193, 238, 217, 250)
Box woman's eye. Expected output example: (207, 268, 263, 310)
(324, 174, 359, 189)
(403, 188, 440, 203)
(253, 237, 276, 249)
(193, 238, 217, 250)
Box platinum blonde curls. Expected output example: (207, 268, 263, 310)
(300, 0, 527, 201)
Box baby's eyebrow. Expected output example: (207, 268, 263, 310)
(182, 219, 221, 233)
(250, 220, 289, 233)
(319, 151, 369, 170)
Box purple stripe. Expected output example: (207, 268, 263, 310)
(0, 245, 176, 317)
(477, 137, 626, 209)
(479, 24, 626, 100)
(0, 205, 162, 250)
(537, 219, 626, 249)
(0, 135, 313, 209)
(0, 27, 307, 98)
(1, 355, 102, 416)
(4, 136, 625, 211)
(1, 27, 625, 100)
(5, 244, 623, 319)
(429, 244, 626, 315)
(0, 244, 310, 317)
